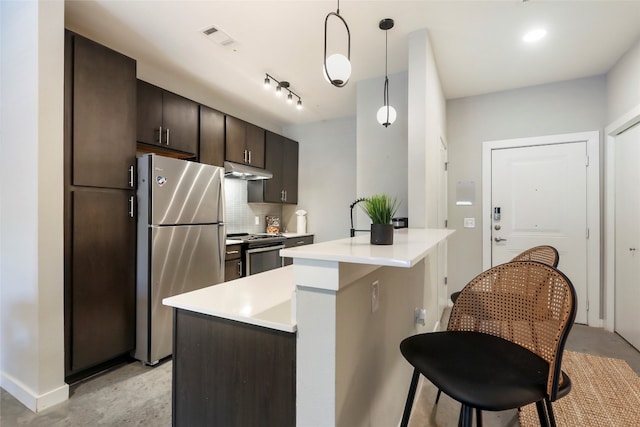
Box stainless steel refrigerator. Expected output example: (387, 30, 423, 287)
(135, 154, 225, 364)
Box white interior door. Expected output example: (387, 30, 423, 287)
(615, 122, 640, 350)
(491, 142, 588, 324)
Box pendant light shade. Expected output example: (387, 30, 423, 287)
(323, 0, 351, 87)
(323, 53, 352, 86)
(377, 105, 397, 127)
(376, 18, 396, 128)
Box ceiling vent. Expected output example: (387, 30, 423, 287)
(201, 25, 236, 47)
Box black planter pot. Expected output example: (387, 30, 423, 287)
(370, 223, 394, 245)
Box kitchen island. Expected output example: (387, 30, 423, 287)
(164, 228, 453, 427)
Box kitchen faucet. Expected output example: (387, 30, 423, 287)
(350, 198, 370, 237)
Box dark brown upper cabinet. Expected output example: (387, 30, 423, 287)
(225, 115, 265, 168)
(137, 80, 198, 156)
(71, 33, 136, 190)
(199, 105, 225, 167)
(248, 132, 298, 204)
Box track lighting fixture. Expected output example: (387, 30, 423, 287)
(264, 74, 302, 110)
(376, 18, 397, 128)
(323, 0, 351, 87)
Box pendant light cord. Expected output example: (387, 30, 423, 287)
(384, 28, 390, 123)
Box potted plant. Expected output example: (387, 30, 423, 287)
(360, 194, 399, 245)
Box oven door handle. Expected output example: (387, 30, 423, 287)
(245, 244, 286, 254)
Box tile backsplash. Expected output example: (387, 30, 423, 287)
(224, 179, 283, 234)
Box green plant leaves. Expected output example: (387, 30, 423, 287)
(360, 194, 399, 224)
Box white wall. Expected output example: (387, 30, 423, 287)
(356, 71, 409, 226)
(0, 0, 68, 411)
(607, 38, 640, 124)
(283, 117, 357, 242)
(446, 76, 607, 293)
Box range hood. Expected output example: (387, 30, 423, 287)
(224, 161, 273, 180)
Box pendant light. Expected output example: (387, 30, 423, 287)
(376, 18, 397, 128)
(323, 0, 351, 87)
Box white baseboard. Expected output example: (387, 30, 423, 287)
(1, 371, 68, 412)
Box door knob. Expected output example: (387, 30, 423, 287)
(494, 237, 507, 242)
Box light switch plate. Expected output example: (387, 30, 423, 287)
(463, 217, 475, 228)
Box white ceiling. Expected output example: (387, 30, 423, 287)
(65, 0, 640, 129)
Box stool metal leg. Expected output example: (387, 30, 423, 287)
(435, 389, 442, 404)
(545, 399, 557, 427)
(535, 400, 551, 427)
(400, 368, 420, 427)
(458, 404, 472, 427)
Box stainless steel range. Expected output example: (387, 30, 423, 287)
(228, 233, 286, 276)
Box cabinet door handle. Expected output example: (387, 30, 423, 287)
(284, 190, 287, 201)
(243, 149, 248, 163)
(237, 261, 242, 276)
(128, 196, 135, 218)
(296, 241, 306, 245)
(158, 126, 163, 144)
(248, 150, 252, 164)
(165, 128, 170, 145)
(128, 165, 134, 188)
(226, 250, 239, 255)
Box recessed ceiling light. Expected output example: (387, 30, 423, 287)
(523, 28, 547, 43)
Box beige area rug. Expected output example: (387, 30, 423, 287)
(520, 351, 640, 426)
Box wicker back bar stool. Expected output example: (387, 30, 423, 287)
(400, 261, 576, 427)
(450, 245, 560, 304)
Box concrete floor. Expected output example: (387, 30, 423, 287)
(1, 322, 639, 426)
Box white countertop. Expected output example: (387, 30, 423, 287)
(163, 266, 296, 333)
(280, 228, 454, 268)
(166, 228, 452, 331)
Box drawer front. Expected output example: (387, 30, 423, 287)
(284, 236, 314, 248)
(224, 259, 243, 281)
(225, 244, 242, 261)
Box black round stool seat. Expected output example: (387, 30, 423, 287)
(400, 331, 548, 411)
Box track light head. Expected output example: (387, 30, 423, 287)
(262, 75, 302, 110)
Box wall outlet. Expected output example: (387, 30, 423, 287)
(254, 216, 260, 225)
(371, 281, 379, 312)
(463, 217, 475, 228)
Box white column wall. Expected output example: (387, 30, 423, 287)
(0, 0, 68, 411)
(407, 29, 447, 329)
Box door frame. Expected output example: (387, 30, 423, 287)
(482, 131, 600, 326)
(605, 104, 640, 332)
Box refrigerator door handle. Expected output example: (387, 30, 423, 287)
(129, 196, 135, 218)
(218, 225, 226, 272)
(218, 176, 225, 222)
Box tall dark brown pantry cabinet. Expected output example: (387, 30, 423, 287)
(64, 31, 136, 381)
